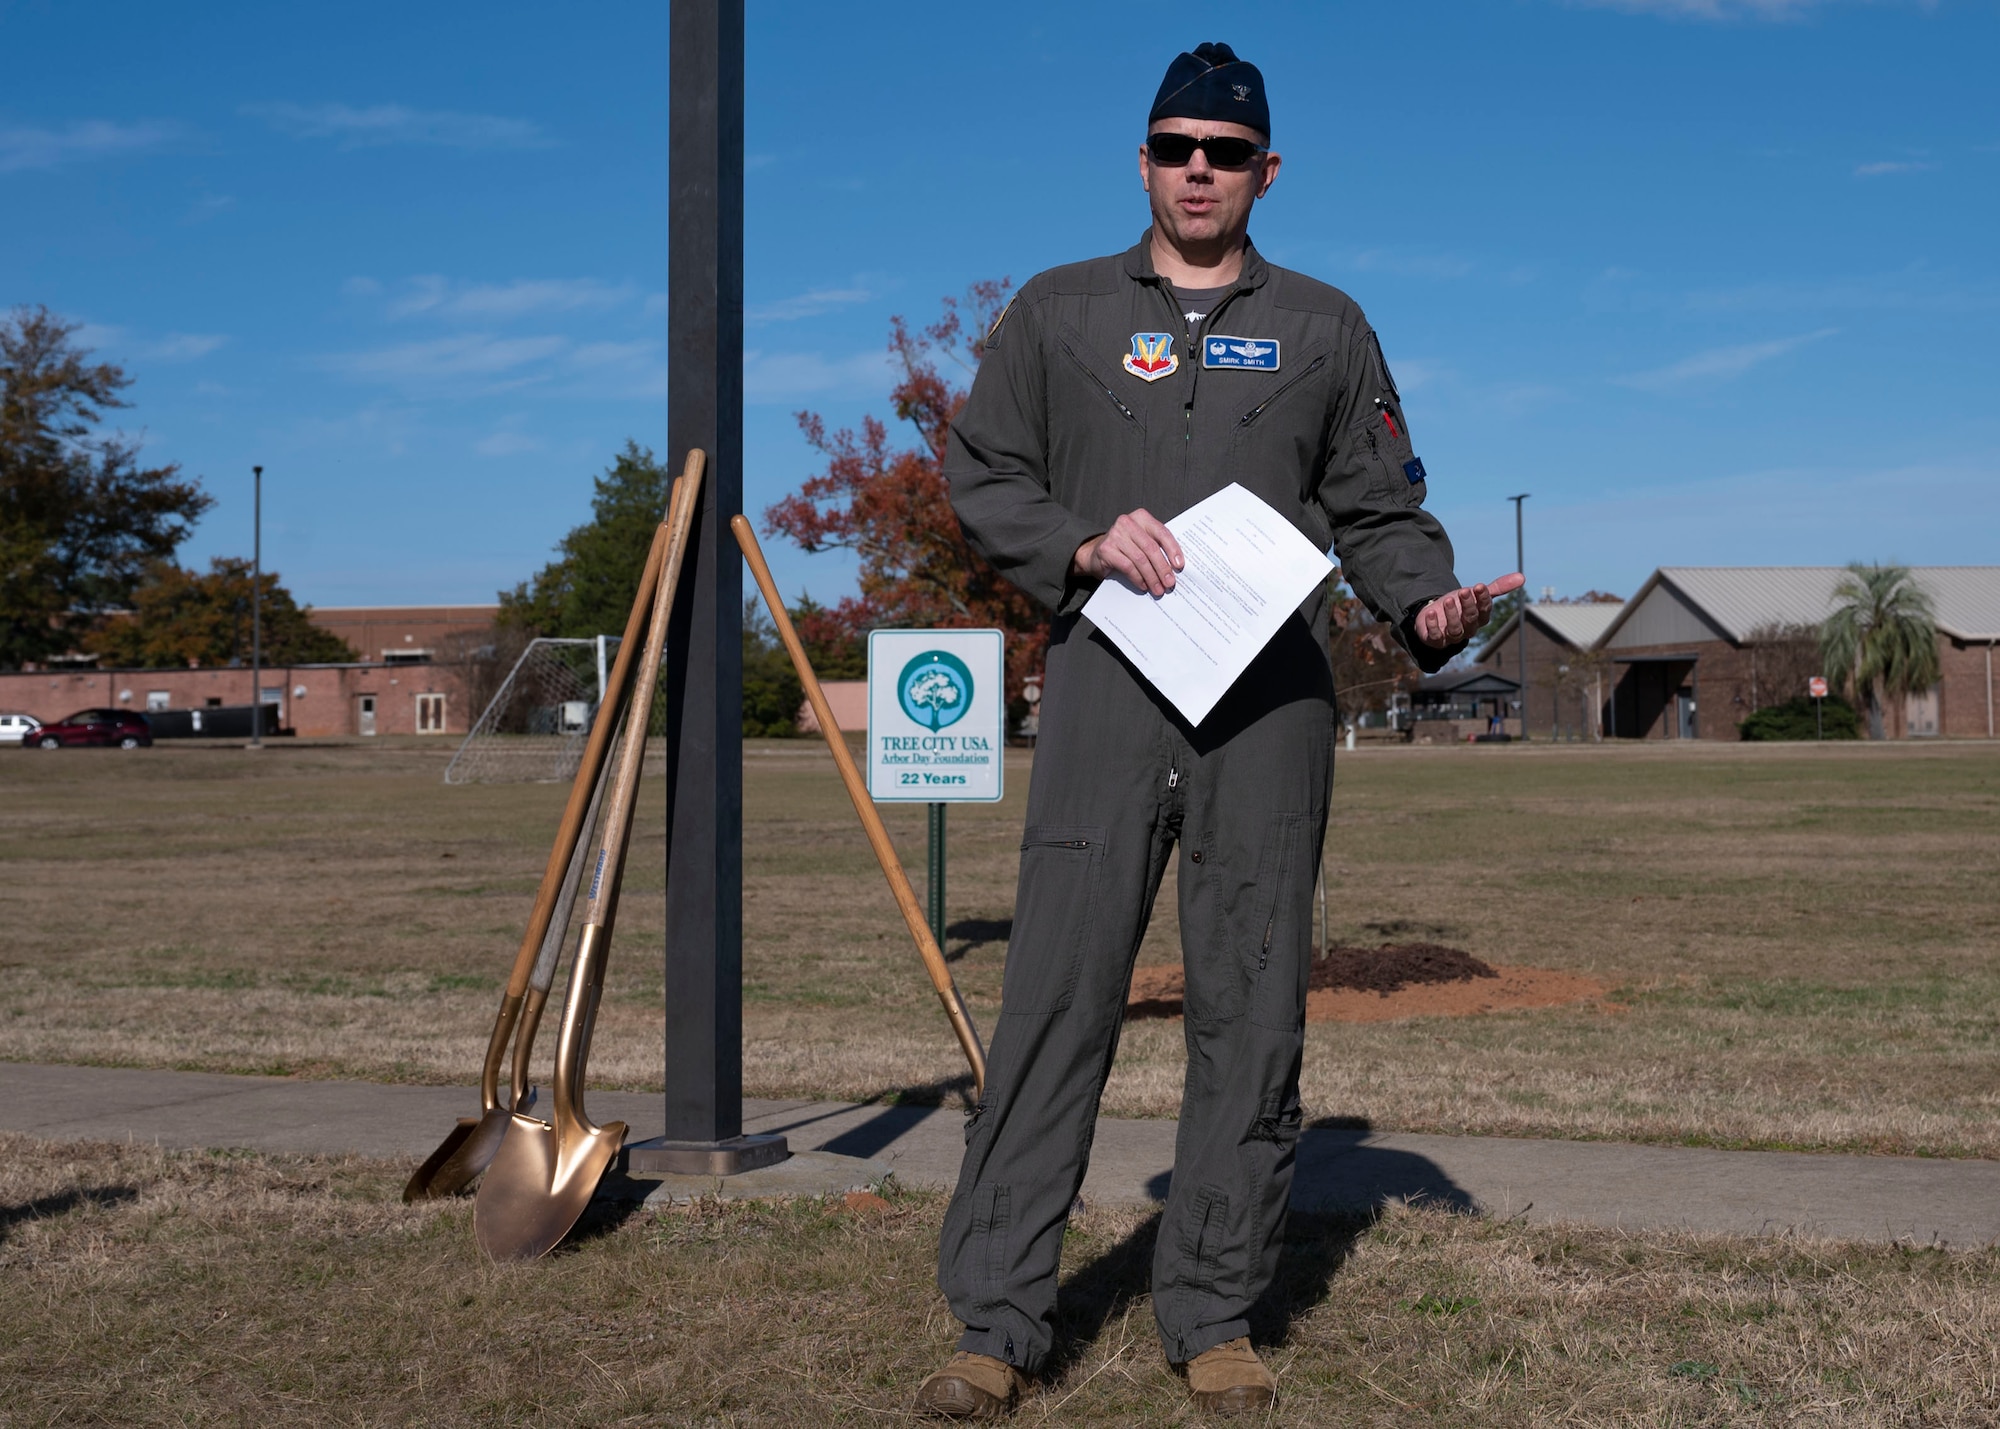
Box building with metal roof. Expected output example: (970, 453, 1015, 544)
(1478, 567, 1999, 741)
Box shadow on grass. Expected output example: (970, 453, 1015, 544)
(1044, 1121, 1479, 1377)
(1046, 1206, 1379, 1381)
(945, 917, 1011, 963)
(0, 1185, 140, 1246)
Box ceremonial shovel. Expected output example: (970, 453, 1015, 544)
(402, 517, 674, 1202)
(475, 451, 702, 1261)
(732, 515, 987, 1096)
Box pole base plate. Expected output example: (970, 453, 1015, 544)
(622, 1133, 789, 1176)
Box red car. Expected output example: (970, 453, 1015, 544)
(25, 708, 152, 750)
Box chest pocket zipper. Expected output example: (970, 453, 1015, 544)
(1237, 354, 1326, 427)
(1058, 333, 1139, 424)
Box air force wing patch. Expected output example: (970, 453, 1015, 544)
(1201, 335, 1280, 370)
(1122, 332, 1179, 382)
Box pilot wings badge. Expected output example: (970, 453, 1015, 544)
(1122, 332, 1179, 382)
(1201, 335, 1281, 371)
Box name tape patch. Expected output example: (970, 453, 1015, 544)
(1403, 458, 1427, 486)
(1202, 335, 1281, 370)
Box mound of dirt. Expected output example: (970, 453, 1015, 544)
(1308, 942, 1498, 996)
(1125, 948, 1614, 1025)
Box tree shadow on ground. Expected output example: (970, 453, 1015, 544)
(945, 917, 1011, 963)
(0, 1185, 140, 1246)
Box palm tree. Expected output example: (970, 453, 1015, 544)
(1819, 563, 1940, 740)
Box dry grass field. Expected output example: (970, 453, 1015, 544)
(1, 735, 1995, 1157)
(5, 1135, 1996, 1427)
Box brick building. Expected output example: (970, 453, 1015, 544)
(1473, 602, 1621, 740)
(1479, 567, 1999, 741)
(0, 604, 502, 739)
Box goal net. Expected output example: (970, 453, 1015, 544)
(444, 636, 635, 785)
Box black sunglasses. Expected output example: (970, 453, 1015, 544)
(1145, 132, 1267, 168)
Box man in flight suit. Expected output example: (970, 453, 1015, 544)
(916, 42, 1521, 1418)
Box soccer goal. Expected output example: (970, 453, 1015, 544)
(444, 636, 624, 785)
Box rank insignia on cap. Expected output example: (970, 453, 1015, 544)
(1201, 335, 1280, 370)
(1122, 332, 1179, 382)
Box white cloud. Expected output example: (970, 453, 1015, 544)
(324, 333, 568, 383)
(151, 333, 229, 361)
(183, 193, 235, 224)
(474, 431, 542, 457)
(74, 323, 227, 363)
(385, 276, 639, 320)
(568, 340, 660, 369)
(1854, 159, 1936, 177)
(1334, 249, 1474, 281)
(1567, 0, 1865, 19)
(243, 102, 552, 151)
(1615, 328, 1837, 390)
(743, 348, 898, 404)
(342, 276, 384, 297)
(748, 286, 875, 323)
(0, 119, 182, 173)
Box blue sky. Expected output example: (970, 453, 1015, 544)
(3, 0, 1993, 613)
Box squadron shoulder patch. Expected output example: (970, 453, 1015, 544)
(1122, 332, 1179, 382)
(1201, 335, 1280, 370)
(1403, 458, 1427, 485)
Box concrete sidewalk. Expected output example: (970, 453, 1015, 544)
(5, 1062, 1996, 1247)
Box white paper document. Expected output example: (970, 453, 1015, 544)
(1081, 483, 1334, 726)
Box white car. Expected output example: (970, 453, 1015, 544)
(0, 713, 43, 744)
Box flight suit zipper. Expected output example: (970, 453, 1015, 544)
(1154, 280, 1246, 495)
(1238, 354, 1328, 427)
(1057, 333, 1138, 424)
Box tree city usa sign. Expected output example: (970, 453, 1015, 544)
(866, 629, 1005, 802)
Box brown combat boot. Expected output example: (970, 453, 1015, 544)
(914, 1351, 1029, 1418)
(1183, 1337, 1277, 1415)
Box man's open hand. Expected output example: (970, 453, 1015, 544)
(1073, 509, 1184, 598)
(1415, 572, 1526, 648)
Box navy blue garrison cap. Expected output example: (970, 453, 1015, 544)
(1148, 42, 1269, 139)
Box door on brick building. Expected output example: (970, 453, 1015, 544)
(1676, 687, 1698, 740)
(1905, 686, 1939, 737)
(415, 692, 446, 734)
(357, 695, 377, 736)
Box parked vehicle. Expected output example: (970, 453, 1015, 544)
(0, 713, 42, 744)
(24, 708, 152, 750)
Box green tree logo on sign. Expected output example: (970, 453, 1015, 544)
(898, 650, 973, 730)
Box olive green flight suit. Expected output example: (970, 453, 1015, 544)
(938, 231, 1466, 1371)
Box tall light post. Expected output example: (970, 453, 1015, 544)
(251, 465, 263, 748)
(1508, 493, 1529, 740)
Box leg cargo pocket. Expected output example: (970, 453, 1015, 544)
(1000, 826, 1106, 1015)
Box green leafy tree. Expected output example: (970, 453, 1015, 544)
(499, 441, 670, 639)
(86, 558, 358, 668)
(1, 306, 213, 666)
(741, 596, 805, 738)
(1819, 562, 1939, 740)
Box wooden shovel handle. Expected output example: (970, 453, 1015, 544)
(502, 519, 672, 1001)
(731, 515, 987, 1097)
(583, 450, 703, 930)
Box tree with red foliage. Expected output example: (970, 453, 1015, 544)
(1326, 581, 1418, 721)
(763, 281, 1050, 706)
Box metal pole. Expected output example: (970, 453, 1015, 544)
(595, 633, 608, 707)
(629, 0, 782, 1177)
(927, 803, 946, 954)
(1508, 494, 1528, 740)
(251, 465, 263, 747)
(1987, 642, 1994, 739)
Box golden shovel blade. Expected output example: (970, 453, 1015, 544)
(473, 1108, 627, 1262)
